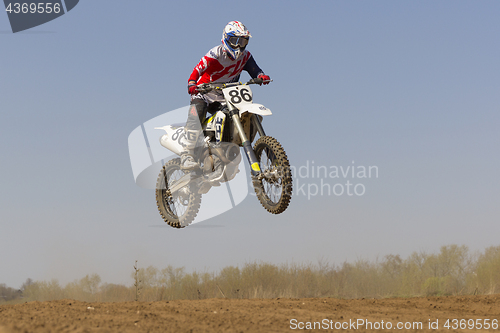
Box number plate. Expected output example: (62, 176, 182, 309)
(222, 85, 253, 106)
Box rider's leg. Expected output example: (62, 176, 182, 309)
(181, 98, 207, 170)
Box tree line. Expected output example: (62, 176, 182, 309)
(1, 244, 500, 303)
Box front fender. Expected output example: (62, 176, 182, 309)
(238, 103, 272, 117)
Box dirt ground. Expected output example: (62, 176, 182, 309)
(1, 295, 499, 332)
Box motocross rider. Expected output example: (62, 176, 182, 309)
(181, 20, 271, 170)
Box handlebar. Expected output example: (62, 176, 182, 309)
(197, 78, 273, 94)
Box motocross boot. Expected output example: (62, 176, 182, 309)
(180, 152, 198, 171)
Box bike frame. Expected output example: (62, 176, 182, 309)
(156, 80, 272, 176)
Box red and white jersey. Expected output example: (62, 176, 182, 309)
(189, 45, 264, 103)
(189, 45, 257, 84)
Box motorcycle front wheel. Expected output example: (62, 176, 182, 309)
(155, 158, 201, 228)
(253, 136, 292, 214)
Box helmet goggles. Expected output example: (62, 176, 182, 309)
(228, 36, 249, 48)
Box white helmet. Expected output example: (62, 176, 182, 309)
(222, 21, 252, 60)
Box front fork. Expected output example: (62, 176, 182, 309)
(229, 108, 264, 178)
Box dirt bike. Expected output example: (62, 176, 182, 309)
(155, 78, 292, 228)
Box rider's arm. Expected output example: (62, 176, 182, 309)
(188, 57, 206, 94)
(188, 54, 219, 84)
(243, 54, 265, 79)
(188, 60, 203, 84)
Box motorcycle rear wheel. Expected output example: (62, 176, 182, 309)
(156, 158, 201, 228)
(253, 136, 292, 214)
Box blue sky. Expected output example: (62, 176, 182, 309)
(1, 1, 499, 288)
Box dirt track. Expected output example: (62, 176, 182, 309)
(1, 295, 499, 332)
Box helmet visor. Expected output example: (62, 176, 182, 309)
(228, 36, 249, 48)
